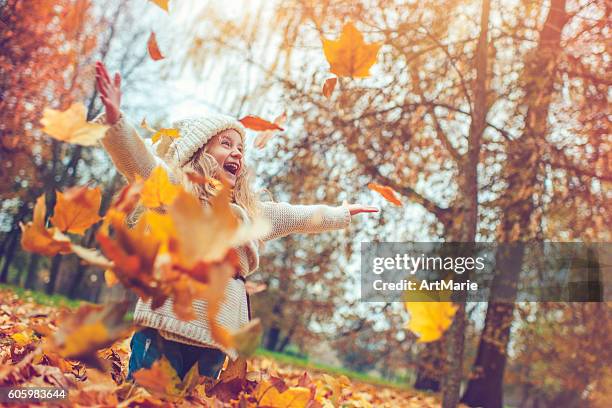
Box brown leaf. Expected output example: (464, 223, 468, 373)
(133, 356, 182, 398)
(322, 77, 337, 98)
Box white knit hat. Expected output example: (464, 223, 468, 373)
(156, 113, 246, 167)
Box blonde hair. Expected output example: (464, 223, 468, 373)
(173, 144, 261, 219)
(125, 135, 267, 228)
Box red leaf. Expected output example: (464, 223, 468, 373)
(239, 115, 284, 132)
(147, 32, 165, 61)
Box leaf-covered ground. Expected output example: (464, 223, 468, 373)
(0, 287, 448, 407)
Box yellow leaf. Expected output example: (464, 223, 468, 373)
(50, 186, 102, 234)
(151, 128, 179, 143)
(104, 269, 118, 287)
(11, 331, 35, 347)
(404, 302, 457, 343)
(149, 0, 169, 12)
(40, 103, 108, 146)
(322, 22, 382, 78)
(142, 210, 176, 250)
(141, 166, 180, 208)
(255, 380, 312, 407)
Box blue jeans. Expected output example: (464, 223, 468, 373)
(127, 328, 226, 381)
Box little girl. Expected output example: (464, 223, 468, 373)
(94, 61, 378, 381)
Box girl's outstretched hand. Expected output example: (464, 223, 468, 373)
(343, 201, 380, 216)
(95, 61, 122, 125)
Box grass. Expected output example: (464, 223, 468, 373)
(3, 284, 412, 391)
(0, 283, 83, 309)
(254, 347, 414, 391)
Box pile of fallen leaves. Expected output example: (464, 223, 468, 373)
(0, 288, 444, 407)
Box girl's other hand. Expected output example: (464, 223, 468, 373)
(95, 61, 122, 125)
(343, 200, 380, 216)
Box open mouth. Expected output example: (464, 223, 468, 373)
(223, 162, 239, 176)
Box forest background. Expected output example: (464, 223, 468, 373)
(1, 0, 610, 407)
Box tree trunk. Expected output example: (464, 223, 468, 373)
(462, 2, 569, 406)
(265, 326, 281, 351)
(24, 253, 40, 289)
(0, 229, 19, 283)
(46, 254, 63, 295)
(277, 324, 296, 352)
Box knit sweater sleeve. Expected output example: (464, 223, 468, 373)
(257, 201, 351, 242)
(93, 113, 170, 182)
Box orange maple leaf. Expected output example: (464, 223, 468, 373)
(149, 0, 169, 12)
(40, 103, 108, 146)
(20, 195, 72, 257)
(141, 166, 180, 208)
(239, 115, 285, 132)
(50, 186, 102, 235)
(254, 112, 286, 149)
(367, 182, 402, 206)
(322, 22, 382, 78)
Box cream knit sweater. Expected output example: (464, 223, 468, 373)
(98, 115, 351, 360)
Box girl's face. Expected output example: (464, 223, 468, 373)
(205, 129, 244, 188)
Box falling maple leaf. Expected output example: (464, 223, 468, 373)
(147, 32, 165, 61)
(151, 128, 179, 143)
(50, 186, 102, 234)
(254, 112, 286, 149)
(404, 301, 457, 343)
(40, 103, 109, 146)
(321, 22, 382, 78)
(322, 77, 338, 98)
(141, 118, 180, 143)
(254, 379, 312, 407)
(141, 166, 180, 208)
(43, 302, 133, 367)
(239, 115, 285, 132)
(20, 195, 72, 257)
(133, 356, 182, 398)
(367, 182, 402, 206)
(149, 0, 169, 12)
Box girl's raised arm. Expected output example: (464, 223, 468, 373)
(94, 61, 169, 182)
